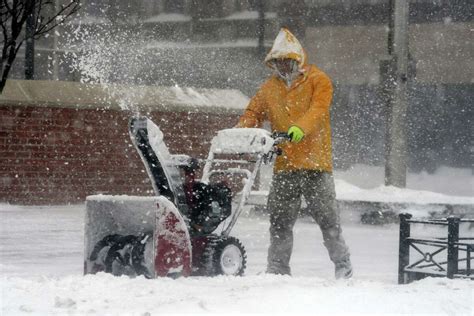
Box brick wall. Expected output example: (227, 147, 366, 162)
(0, 105, 239, 205)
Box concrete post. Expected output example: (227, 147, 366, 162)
(257, 0, 265, 56)
(52, 0, 60, 81)
(384, 0, 409, 187)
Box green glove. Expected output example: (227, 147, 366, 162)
(288, 126, 304, 143)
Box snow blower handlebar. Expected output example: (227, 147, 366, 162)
(261, 132, 291, 164)
(271, 131, 292, 144)
(220, 131, 291, 237)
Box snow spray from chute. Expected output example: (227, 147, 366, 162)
(66, 22, 250, 116)
(67, 22, 149, 115)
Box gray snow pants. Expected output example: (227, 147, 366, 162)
(266, 170, 350, 275)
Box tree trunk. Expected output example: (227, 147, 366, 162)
(0, 42, 22, 94)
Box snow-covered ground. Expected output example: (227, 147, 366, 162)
(1, 166, 473, 315)
(334, 179, 474, 205)
(1, 204, 473, 315)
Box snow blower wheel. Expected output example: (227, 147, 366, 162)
(204, 236, 247, 276)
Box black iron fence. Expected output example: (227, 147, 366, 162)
(398, 213, 474, 284)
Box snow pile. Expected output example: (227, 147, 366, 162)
(335, 179, 474, 205)
(225, 10, 277, 20)
(253, 164, 473, 206)
(144, 13, 191, 23)
(146, 39, 268, 49)
(2, 274, 472, 315)
(334, 164, 473, 198)
(170, 85, 248, 110)
(86, 194, 158, 202)
(254, 179, 474, 207)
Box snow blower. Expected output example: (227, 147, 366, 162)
(84, 116, 288, 278)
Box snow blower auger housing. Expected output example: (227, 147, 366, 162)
(84, 116, 282, 278)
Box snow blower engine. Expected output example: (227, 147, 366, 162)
(84, 116, 287, 278)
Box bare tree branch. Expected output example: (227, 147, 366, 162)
(2, 0, 15, 16)
(34, 1, 80, 38)
(0, 19, 8, 47)
(0, 0, 81, 93)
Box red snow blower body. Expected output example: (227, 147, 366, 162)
(84, 116, 281, 278)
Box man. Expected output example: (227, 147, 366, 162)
(237, 28, 352, 279)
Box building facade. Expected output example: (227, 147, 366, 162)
(6, 0, 473, 171)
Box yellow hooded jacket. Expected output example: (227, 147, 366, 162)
(238, 28, 334, 173)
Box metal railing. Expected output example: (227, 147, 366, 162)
(398, 213, 474, 284)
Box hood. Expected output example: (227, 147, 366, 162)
(264, 28, 307, 71)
